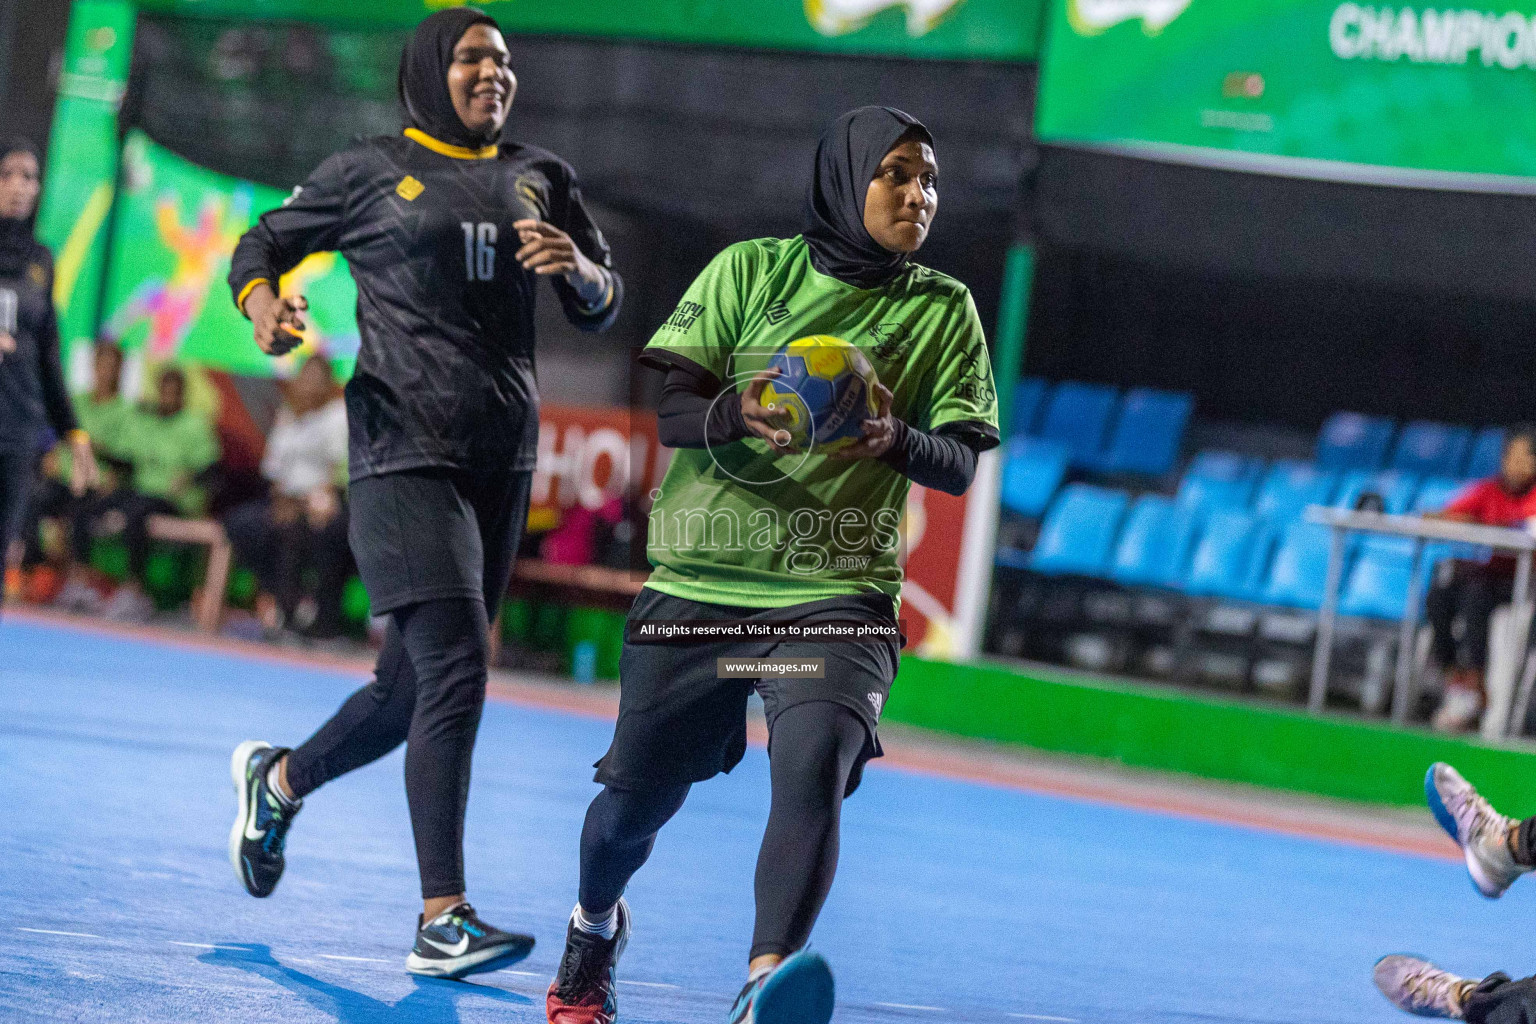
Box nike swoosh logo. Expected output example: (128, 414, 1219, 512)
(420, 935, 470, 958)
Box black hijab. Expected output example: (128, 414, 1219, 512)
(0, 137, 41, 278)
(397, 7, 502, 150)
(802, 106, 933, 289)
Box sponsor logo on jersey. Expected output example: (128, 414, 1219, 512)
(867, 691, 885, 716)
(27, 263, 46, 288)
(514, 174, 549, 219)
(763, 299, 792, 325)
(806, 0, 965, 37)
(1068, 0, 1192, 35)
(662, 300, 706, 333)
(395, 175, 426, 202)
(952, 350, 995, 404)
(869, 321, 911, 361)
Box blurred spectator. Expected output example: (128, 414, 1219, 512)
(1422, 426, 1536, 732)
(223, 355, 348, 638)
(25, 342, 135, 611)
(97, 365, 221, 622)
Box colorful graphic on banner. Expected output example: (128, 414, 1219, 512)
(130, 0, 1039, 61)
(100, 132, 359, 379)
(1037, 0, 1536, 188)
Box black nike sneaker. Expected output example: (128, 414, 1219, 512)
(405, 903, 535, 979)
(546, 899, 631, 1024)
(228, 740, 301, 898)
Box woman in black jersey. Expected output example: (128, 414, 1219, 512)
(0, 138, 97, 610)
(225, 8, 621, 979)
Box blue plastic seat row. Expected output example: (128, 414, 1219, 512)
(1176, 450, 1471, 523)
(1019, 484, 1468, 619)
(1317, 412, 1506, 478)
(1013, 378, 1194, 478)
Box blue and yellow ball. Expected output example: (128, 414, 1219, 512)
(760, 335, 880, 454)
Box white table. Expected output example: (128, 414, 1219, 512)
(1305, 506, 1536, 734)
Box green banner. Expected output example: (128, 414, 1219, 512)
(1036, 0, 1536, 190)
(130, 0, 1040, 60)
(100, 131, 359, 379)
(37, 0, 135, 356)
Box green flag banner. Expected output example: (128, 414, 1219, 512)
(100, 131, 359, 379)
(1036, 0, 1536, 191)
(130, 0, 1040, 61)
(37, 0, 135, 353)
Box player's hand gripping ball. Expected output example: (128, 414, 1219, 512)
(760, 336, 881, 454)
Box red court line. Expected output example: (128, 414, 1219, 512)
(10, 605, 1457, 863)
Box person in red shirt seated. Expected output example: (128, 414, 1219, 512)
(1422, 427, 1536, 733)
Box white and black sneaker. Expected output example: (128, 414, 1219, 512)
(405, 903, 535, 980)
(229, 740, 301, 898)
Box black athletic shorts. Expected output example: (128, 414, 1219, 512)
(348, 467, 531, 617)
(594, 588, 902, 796)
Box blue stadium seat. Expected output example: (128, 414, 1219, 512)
(1333, 470, 1419, 515)
(1253, 461, 1338, 523)
(1037, 381, 1119, 469)
(1391, 421, 1472, 478)
(1010, 377, 1048, 439)
(1315, 412, 1395, 470)
(1465, 427, 1507, 479)
(1175, 450, 1263, 515)
(1339, 535, 1415, 619)
(1262, 521, 1345, 610)
(1110, 495, 1202, 588)
(1027, 484, 1130, 577)
(1094, 387, 1194, 477)
(1412, 476, 1469, 515)
(1183, 509, 1270, 600)
(999, 438, 1070, 518)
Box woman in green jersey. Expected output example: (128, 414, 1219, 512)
(547, 106, 999, 1024)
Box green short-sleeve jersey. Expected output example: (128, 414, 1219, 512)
(642, 235, 998, 608)
(120, 406, 221, 515)
(52, 395, 133, 483)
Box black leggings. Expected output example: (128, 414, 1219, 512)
(578, 701, 868, 960)
(1468, 974, 1536, 1024)
(0, 450, 33, 610)
(283, 597, 490, 899)
(1426, 561, 1514, 672)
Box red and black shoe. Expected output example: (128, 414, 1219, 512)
(546, 899, 631, 1024)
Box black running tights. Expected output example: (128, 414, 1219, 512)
(283, 596, 489, 899)
(578, 701, 868, 960)
(1467, 973, 1536, 1024)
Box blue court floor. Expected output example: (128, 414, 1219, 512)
(1, 618, 1532, 1024)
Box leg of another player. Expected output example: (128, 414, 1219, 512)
(1465, 973, 1536, 1024)
(229, 620, 417, 898)
(393, 596, 535, 978)
(731, 701, 864, 1024)
(547, 783, 691, 1024)
(1425, 763, 1535, 898)
(1375, 957, 1536, 1023)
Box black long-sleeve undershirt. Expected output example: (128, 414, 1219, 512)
(36, 303, 77, 438)
(649, 357, 994, 496)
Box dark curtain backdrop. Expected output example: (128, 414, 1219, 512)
(0, 0, 72, 160)
(1025, 144, 1536, 430)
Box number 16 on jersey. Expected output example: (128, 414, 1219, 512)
(462, 222, 497, 282)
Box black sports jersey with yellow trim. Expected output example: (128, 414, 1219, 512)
(0, 241, 76, 451)
(229, 129, 621, 479)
